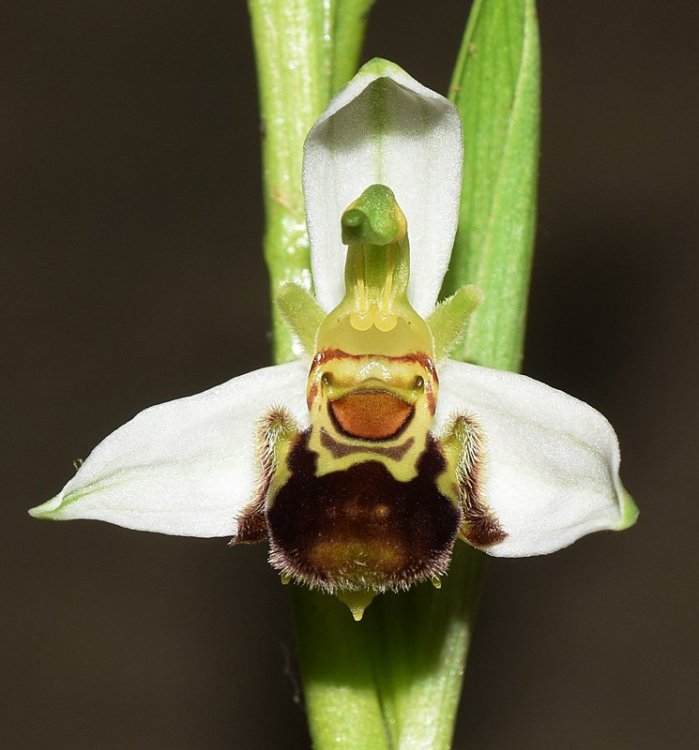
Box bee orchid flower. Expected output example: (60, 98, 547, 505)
(30, 59, 636, 620)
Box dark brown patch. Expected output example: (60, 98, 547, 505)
(452, 415, 507, 548)
(329, 390, 413, 440)
(287, 430, 317, 475)
(267, 431, 460, 593)
(320, 428, 415, 460)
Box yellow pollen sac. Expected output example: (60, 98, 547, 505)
(349, 308, 398, 333)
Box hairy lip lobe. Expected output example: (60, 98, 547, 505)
(267, 431, 459, 593)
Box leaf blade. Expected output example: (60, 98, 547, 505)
(443, 0, 540, 372)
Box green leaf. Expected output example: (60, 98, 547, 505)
(443, 0, 540, 372)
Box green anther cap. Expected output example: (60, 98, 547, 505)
(341, 184, 406, 247)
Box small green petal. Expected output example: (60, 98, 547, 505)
(427, 285, 483, 361)
(277, 283, 326, 354)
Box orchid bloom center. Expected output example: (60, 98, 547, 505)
(342, 187, 406, 333)
(307, 185, 439, 476)
(276, 185, 455, 615)
(314, 184, 435, 359)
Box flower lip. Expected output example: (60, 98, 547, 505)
(329, 389, 414, 441)
(267, 432, 460, 594)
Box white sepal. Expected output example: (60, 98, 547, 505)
(436, 360, 635, 557)
(30, 361, 310, 537)
(304, 58, 463, 317)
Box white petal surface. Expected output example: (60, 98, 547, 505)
(304, 58, 462, 317)
(436, 360, 634, 556)
(30, 361, 310, 537)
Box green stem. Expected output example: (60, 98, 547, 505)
(379, 545, 485, 749)
(248, 0, 373, 363)
(292, 544, 484, 750)
(331, 0, 375, 93)
(293, 589, 392, 750)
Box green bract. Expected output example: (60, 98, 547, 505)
(30, 60, 636, 617)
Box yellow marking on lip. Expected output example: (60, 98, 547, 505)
(330, 390, 413, 440)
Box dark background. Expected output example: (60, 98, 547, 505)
(3, 1, 697, 748)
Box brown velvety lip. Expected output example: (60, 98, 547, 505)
(329, 390, 414, 441)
